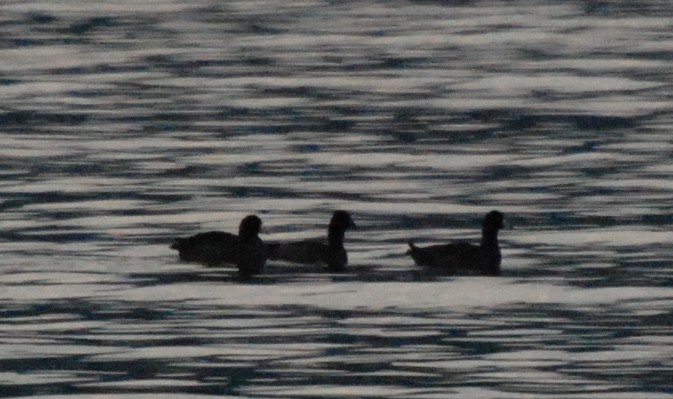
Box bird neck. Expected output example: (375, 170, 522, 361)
(480, 228, 501, 275)
(239, 230, 257, 242)
(481, 229, 499, 249)
(328, 228, 345, 248)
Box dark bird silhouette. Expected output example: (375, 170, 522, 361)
(170, 214, 266, 278)
(407, 210, 504, 276)
(266, 211, 356, 272)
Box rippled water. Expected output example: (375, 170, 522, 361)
(2, 0, 673, 397)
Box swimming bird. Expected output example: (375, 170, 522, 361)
(266, 210, 356, 272)
(407, 210, 504, 276)
(170, 214, 266, 278)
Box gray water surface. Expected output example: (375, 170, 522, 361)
(1, 0, 673, 397)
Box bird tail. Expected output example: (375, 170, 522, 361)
(406, 240, 416, 255)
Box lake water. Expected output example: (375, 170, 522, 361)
(1, 0, 673, 397)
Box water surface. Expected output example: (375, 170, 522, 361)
(2, 0, 673, 397)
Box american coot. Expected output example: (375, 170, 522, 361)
(266, 210, 356, 272)
(407, 210, 504, 276)
(170, 214, 266, 278)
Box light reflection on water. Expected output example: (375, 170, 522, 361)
(2, 0, 673, 397)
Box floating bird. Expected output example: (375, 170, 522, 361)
(266, 210, 356, 272)
(170, 214, 266, 278)
(407, 210, 504, 276)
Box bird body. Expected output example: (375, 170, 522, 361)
(170, 231, 239, 266)
(268, 239, 348, 271)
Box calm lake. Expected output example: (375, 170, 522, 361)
(1, 0, 673, 397)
